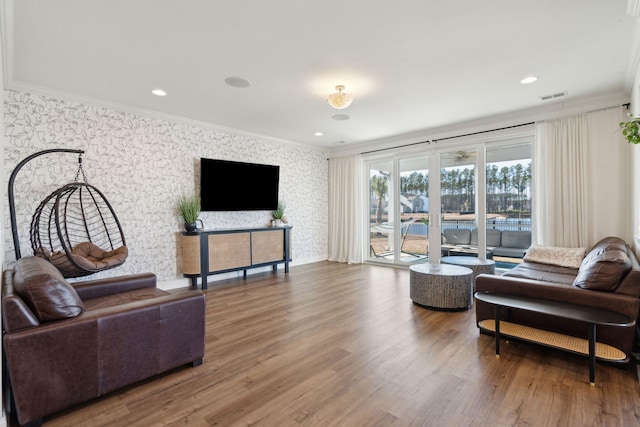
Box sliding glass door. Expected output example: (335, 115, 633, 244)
(440, 149, 482, 260)
(365, 139, 532, 267)
(368, 155, 429, 263)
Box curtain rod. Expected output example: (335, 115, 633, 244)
(361, 102, 630, 155)
(361, 122, 534, 155)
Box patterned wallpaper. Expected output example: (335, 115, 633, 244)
(3, 90, 329, 282)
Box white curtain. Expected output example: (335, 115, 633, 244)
(533, 107, 632, 248)
(328, 155, 364, 263)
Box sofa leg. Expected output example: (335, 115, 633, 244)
(192, 358, 203, 367)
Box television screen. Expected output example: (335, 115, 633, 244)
(200, 158, 280, 211)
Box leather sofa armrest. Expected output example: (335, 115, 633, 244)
(72, 272, 157, 300)
(2, 293, 39, 332)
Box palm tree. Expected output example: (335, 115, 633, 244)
(371, 174, 388, 224)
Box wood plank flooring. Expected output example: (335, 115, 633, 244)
(40, 261, 640, 427)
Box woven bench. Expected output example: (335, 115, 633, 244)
(474, 292, 635, 385)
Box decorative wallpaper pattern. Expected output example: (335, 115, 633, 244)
(4, 90, 328, 282)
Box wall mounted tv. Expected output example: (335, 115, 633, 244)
(200, 158, 280, 211)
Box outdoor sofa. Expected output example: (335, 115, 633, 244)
(441, 228, 531, 258)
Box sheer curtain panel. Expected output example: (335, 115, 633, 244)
(328, 155, 364, 263)
(533, 107, 631, 248)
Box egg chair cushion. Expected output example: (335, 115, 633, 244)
(70, 242, 129, 270)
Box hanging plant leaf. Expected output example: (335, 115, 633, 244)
(620, 117, 640, 145)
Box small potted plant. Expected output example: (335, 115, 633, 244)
(620, 115, 640, 144)
(177, 194, 201, 233)
(271, 200, 286, 227)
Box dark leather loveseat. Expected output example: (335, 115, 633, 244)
(475, 236, 640, 361)
(2, 256, 206, 426)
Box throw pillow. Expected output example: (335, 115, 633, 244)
(523, 244, 586, 269)
(573, 241, 631, 292)
(13, 256, 85, 322)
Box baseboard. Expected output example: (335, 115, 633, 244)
(158, 255, 328, 290)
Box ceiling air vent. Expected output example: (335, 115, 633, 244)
(539, 91, 568, 101)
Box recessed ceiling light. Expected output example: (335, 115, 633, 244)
(314, 132, 323, 136)
(332, 114, 350, 121)
(225, 76, 252, 88)
(520, 76, 538, 84)
(151, 89, 167, 96)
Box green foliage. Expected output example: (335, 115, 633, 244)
(271, 200, 286, 219)
(177, 194, 200, 224)
(620, 118, 640, 144)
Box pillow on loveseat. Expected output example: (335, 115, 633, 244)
(13, 256, 85, 322)
(523, 244, 585, 269)
(573, 237, 631, 292)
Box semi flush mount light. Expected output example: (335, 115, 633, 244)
(151, 88, 167, 96)
(327, 85, 354, 109)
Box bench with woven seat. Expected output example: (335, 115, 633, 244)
(474, 292, 635, 384)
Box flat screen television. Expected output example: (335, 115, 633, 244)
(200, 158, 280, 211)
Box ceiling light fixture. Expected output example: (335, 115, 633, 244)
(314, 132, 323, 136)
(151, 88, 167, 96)
(520, 76, 538, 84)
(327, 85, 354, 109)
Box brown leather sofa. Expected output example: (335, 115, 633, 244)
(475, 236, 640, 361)
(2, 256, 206, 426)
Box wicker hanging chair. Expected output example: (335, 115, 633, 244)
(25, 153, 128, 278)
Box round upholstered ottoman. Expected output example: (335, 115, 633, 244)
(409, 263, 473, 311)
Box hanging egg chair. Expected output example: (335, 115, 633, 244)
(9, 149, 128, 278)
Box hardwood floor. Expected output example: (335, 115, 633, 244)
(41, 261, 640, 427)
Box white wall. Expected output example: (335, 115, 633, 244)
(3, 90, 329, 284)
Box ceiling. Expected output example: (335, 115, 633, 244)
(3, 1, 640, 149)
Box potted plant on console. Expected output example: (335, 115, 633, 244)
(177, 194, 201, 233)
(271, 200, 286, 227)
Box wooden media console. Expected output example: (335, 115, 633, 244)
(181, 226, 292, 289)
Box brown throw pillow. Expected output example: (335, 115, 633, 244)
(573, 238, 631, 292)
(13, 256, 85, 322)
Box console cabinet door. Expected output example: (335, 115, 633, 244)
(209, 232, 251, 271)
(181, 235, 201, 275)
(252, 229, 284, 264)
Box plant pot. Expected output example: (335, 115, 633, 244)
(274, 219, 282, 227)
(184, 222, 198, 233)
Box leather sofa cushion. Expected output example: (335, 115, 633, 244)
(502, 261, 578, 285)
(573, 237, 631, 292)
(13, 256, 85, 322)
